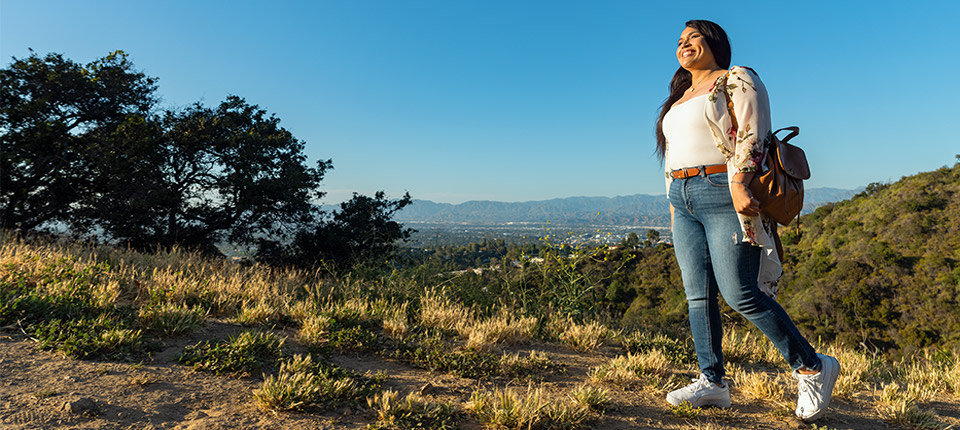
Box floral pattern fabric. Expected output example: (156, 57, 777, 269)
(665, 66, 782, 296)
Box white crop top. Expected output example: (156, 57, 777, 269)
(663, 94, 727, 171)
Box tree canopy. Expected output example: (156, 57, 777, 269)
(1, 50, 157, 230)
(1, 51, 412, 269)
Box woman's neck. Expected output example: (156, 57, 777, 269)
(689, 68, 723, 86)
(687, 67, 722, 92)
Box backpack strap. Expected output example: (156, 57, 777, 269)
(774, 126, 800, 144)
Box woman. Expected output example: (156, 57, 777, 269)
(657, 20, 839, 421)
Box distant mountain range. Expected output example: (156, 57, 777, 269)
(392, 187, 863, 226)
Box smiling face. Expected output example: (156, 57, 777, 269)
(676, 27, 719, 71)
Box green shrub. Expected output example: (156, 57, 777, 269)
(367, 390, 460, 429)
(178, 331, 285, 377)
(31, 313, 159, 361)
(138, 302, 206, 335)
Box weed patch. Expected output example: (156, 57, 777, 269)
(669, 401, 701, 419)
(367, 390, 460, 429)
(621, 331, 694, 366)
(589, 350, 671, 388)
(32, 314, 159, 361)
(558, 320, 613, 352)
(138, 302, 205, 335)
(392, 334, 501, 379)
(729, 365, 785, 403)
(570, 384, 610, 412)
(178, 331, 285, 377)
(327, 326, 383, 353)
(468, 385, 589, 429)
(253, 353, 384, 412)
(499, 350, 564, 380)
(296, 314, 333, 347)
(876, 382, 943, 429)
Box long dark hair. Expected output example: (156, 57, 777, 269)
(655, 20, 732, 163)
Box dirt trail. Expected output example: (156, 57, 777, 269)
(0, 326, 951, 430)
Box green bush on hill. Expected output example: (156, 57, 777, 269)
(779, 158, 960, 355)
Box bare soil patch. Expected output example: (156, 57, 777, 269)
(0, 325, 930, 430)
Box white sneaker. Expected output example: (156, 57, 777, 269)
(795, 354, 840, 421)
(666, 374, 731, 408)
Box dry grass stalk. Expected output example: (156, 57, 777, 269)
(822, 343, 875, 399)
(462, 309, 537, 352)
(367, 390, 458, 429)
(728, 364, 786, 403)
(589, 350, 671, 387)
(237, 300, 282, 326)
(875, 382, 943, 429)
(296, 314, 333, 347)
(419, 289, 473, 331)
(382, 302, 410, 339)
(570, 383, 611, 411)
(0, 232, 306, 318)
(138, 302, 206, 335)
(253, 354, 358, 412)
(722, 327, 782, 366)
(559, 320, 613, 352)
(468, 385, 588, 429)
(945, 355, 960, 397)
(468, 386, 546, 429)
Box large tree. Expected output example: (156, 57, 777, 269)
(0, 50, 157, 230)
(3, 51, 413, 267)
(81, 96, 332, 254)
(258, 191, 415, 270)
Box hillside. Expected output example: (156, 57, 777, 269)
(779, 159, 960, 355)
(391, 187, 859, 227)
(3, 201, 960, 429)
(2, 166, 958, 429)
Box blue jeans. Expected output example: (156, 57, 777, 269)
(670, 173, 820, 384)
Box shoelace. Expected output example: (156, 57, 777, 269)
(797, 376, 814, 394)
(688, 375, 714, 391)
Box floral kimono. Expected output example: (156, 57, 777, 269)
(665, 65, 782, 298)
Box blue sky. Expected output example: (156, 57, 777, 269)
(3, 1, 958, 204)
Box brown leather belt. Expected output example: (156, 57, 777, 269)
(669, 164, 727, 179)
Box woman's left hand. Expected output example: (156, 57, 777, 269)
(731, 177, 760, 217)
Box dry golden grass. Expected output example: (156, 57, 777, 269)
(728, 364, 787, 404)
(461, 309, 537, 352)
(296, 314, 333, 347)
(570, 383, 611, 411)
(285, 300, 319, 323)
(467, 385, 588, 429)
(558, 320, 614, 352)
(8, 232, 960, 428)
(722, 327, 782, 366)
(821, 343, 876, 400)
(381, 301, 410, 339)
(419, 289, 474, 331)
(367, 390, 458, 429)
(945, 354, 960, 397)
(900, 360, 943, 403)
(875, 382, 944, 429)
(237, 300, 283, 326)
(0, 233, 308, 319)
(252, 354, 360, 412)
(138, 302, 206, 335)
(589, 350, 672, 388)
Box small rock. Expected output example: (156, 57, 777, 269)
(61, 397, 97, 414)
